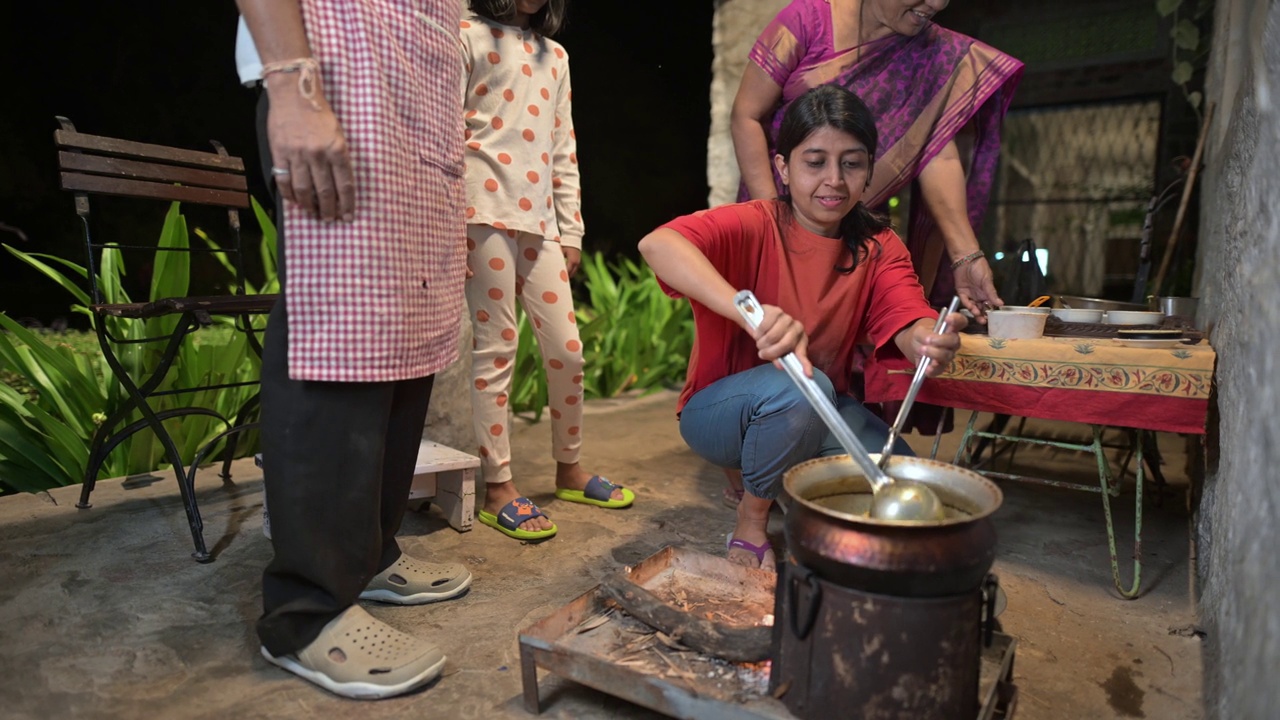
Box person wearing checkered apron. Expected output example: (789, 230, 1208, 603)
(238, 0, 472, 699)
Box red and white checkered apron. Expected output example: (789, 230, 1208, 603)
(283, 0, 467, 382)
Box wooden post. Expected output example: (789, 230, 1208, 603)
(1151, 102, 1216, 299)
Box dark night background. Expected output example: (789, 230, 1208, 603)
(0, 1, 714, 326)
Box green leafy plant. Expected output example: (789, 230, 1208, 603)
(0, 323, 99, 493)
(508, 251, 694, 418)
(576, 253, 694, 399)
(0, 200, 275, 494)
(3, 223, 687, 491)
(1157, 0, 1213, 116)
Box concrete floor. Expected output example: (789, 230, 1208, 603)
(0, 390, 1204, 719)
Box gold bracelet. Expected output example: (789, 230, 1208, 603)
(950, 250, 985, 270)
(260, 58, 321, 111)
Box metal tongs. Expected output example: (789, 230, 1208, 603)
(878, 296, 962, 470)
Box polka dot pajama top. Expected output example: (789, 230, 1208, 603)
(460, 13, 583, 248)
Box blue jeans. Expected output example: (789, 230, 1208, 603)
(679, 364, 912, 500)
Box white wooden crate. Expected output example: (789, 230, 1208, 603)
(409, 440, 478, 532)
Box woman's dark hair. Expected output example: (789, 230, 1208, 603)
(469, 0, 568, 37)
(774, 85, 890, 273)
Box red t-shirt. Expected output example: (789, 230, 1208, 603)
(657, 200, 935, 411)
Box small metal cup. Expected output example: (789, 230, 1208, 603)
(1158, 296, 1198, 318)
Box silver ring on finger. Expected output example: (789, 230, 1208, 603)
(271, 166, 291, 177)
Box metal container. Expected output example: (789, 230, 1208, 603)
(775, 457, 1007, 719)
(1157, 296, 1198, 318)
(1051, 307, 1104, 324)
(987, 310, 1048, 340)
(782, 455, 1002, 597)
(771, 557, 995, 720)
(1057, 295, 1147, 313)
(1104, 310, 1165, 326)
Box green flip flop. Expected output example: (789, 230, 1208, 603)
(554, 475, 635, 509)
(478, 496, 557, 541)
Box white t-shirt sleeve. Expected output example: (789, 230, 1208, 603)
(235, 16, 264, 87)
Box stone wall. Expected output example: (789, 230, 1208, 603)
(423, 319, 475, 454)
(1195, 0, 1280, 717)
(708, 0, 788, 207)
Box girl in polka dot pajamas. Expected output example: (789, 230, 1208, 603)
(461, 0, 634, 541)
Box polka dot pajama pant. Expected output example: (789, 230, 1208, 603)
(465, 223, 585, 486)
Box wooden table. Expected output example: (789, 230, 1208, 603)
(866, 333, 1215, 598)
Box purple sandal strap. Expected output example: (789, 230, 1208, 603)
(727, 538, 772, 564)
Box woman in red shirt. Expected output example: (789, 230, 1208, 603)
(639, 85, 965, 571)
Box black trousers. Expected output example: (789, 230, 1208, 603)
(254, 93, 436, 656)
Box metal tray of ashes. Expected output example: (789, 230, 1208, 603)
(518, 546, 1019, 719)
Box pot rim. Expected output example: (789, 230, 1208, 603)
(784, 454, 1003, 528)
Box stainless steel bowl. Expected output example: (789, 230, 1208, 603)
(1058, 295, 1147, 313)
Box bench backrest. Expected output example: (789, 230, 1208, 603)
(54, 116, 250, 212)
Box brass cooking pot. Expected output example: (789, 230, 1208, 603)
(782, 454, 1003, 597)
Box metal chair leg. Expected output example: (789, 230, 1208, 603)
(1003, 416, 1029, 473)
(1140, 430, 1168, 507)
(954, 410, 982, 466)
(971, 414, 1012, 464)
(955, 416, 1147, 599)
(1115, 429, 1138, 480)
(219, 392, 261, 483)
(94, 316, 211, 562)
(928, 406, 948, 460)
(1092, 425, 1144, 599)
(140, 401, 210, 562)
(79, 424, 113, 508)
(78, 324, 159, 508)
(190, 423, 261, 499)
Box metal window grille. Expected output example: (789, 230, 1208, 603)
(982, 99, 1162, 297)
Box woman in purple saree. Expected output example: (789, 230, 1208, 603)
(732, 0, 1023, 313)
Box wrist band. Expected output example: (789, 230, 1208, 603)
(950, 250, 985, 270)
(260, 58, 321, 111)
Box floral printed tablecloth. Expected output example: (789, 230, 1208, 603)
(865, 335, 1216, 434)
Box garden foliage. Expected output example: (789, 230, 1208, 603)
(1, 206, 692, 493)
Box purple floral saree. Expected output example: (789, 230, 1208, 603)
(746, 0, 1024, 303)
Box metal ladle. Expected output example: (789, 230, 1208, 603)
(733, 290, 946, 523)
